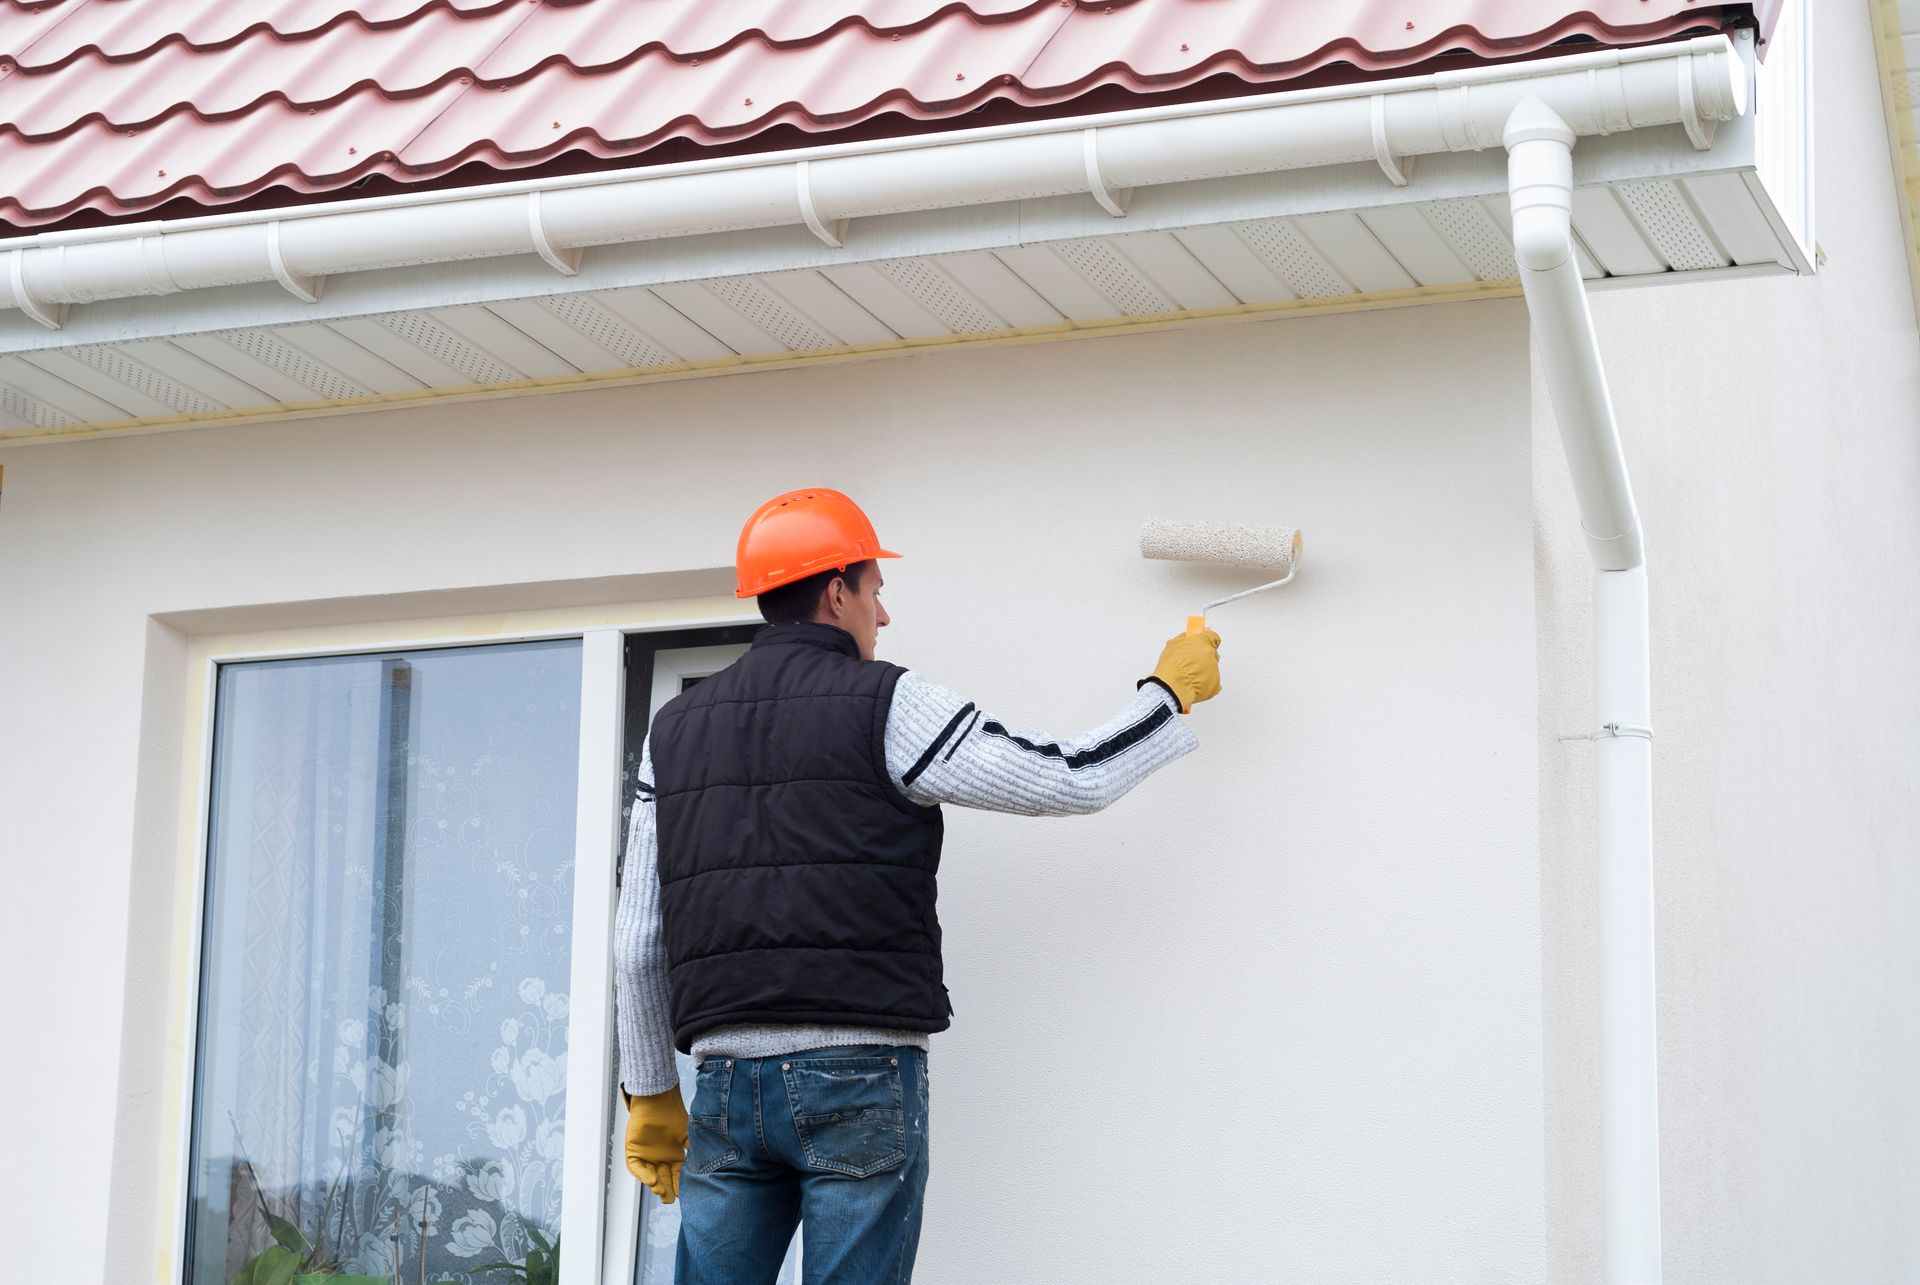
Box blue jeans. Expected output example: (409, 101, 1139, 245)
(675, 1044, 930, 1284)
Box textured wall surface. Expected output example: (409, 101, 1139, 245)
(0, 300, 1546, 1284)
(1534, 3, 1920, 1282)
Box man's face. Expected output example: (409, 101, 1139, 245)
(820, 563, 890, 660)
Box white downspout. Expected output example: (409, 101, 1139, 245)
(1504, 98, 1660, 1285)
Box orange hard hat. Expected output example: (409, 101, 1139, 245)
(734, 488, 901, 598)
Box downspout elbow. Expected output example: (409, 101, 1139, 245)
(1504, 97, 1645, 572)
(1503, 97, 1578, 274)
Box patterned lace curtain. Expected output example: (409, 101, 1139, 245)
(189, 641, 580, 1284)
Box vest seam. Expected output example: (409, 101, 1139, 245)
(652, 775, 900, 799)
(670, 942, 935, 966)
(660, 857, 937, 883)
(654, 690, 884, 717)
(677, 1010, 946, 1052)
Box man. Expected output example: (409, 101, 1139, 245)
(613, 487, 1222, 1283)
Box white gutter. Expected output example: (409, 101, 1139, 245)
(1506, 87, 1696, 1284)
(0, 35, 1744, 329)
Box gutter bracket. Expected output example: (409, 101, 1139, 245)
(266, 221, 325, 303)
(1082, 129, 1133, 217)
(8, 248, 66, 330)
(1592, 721, 1654, 741)
(1370, 96, 1413, 186)
(528, 191, 584, 276)
(796, 161, 848, 248)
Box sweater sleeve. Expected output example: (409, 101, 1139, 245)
(612, 738, 680, 1097)
(885, 669, 1198, 816)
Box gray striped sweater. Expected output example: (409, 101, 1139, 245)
(614, 670, 1198, 1096)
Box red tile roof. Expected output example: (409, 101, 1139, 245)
(0, 0, 1775, 237)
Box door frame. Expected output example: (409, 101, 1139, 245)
(600, 637, 763, 1285)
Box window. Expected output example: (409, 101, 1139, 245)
(175, 620, 804, 1285)
(184, 639, 586, 1282)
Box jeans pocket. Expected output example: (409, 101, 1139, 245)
(688, 1058, 740, 1174)
(782, 1056, 907, 1179)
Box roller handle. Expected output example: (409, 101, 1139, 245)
(1186, 614, 1207, 636)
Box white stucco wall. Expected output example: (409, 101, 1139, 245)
(7, 11, 1916, 1274)
(0, 301, 1547, 1283)
(1535, 3, 1920, 1282)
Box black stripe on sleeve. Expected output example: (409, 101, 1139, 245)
(942, 709, 982, 761)
(636, 778, 654, 798)
(979, 700, 1175, 771)
(902, 701, 976, 788)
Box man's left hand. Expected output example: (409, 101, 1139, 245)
(624, 1085, 689, 1203)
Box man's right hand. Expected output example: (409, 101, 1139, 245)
(1147, 628, 1222, 713)
(624, 1085, 690, 1203)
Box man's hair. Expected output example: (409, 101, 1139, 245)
(756, 559, 872, 625)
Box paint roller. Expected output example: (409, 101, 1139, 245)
(1140, 519, 1303, 634)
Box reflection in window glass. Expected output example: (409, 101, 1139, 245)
(185, 639, 581, 1284)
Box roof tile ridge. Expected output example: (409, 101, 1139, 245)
(1004, 5, 1730, 98)
(4, 0, 524, 73)
(0, 0, 97, 80)
(0, 166, 368, 226)
(680, 1, 1065, 57)
(1009, 0, 1115, 91)
(1, 60, 530, 143)
(0, 4, 545, 219)
(1408, 7, 1737, 57)
(364, 0, 553, 189)
(478, 1, 1070, 80)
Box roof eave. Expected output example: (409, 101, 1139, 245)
(0, 31, 1811, 442)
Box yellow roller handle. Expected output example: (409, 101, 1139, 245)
(1186, 614, 1207, 636)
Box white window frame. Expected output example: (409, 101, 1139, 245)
(154, 608, 758, 1285)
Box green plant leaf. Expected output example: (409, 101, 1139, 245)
(294, 1276, 393, 1284)
(250, 1245, 300, 1285)
(524, 1226, 553, 1254)
(265, 1211, 310, 1254)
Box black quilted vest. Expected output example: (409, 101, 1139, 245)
(650, 621, 951, 1053)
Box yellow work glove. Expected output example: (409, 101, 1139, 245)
(1145, 628, 1222, 713)
(623, 1086, 689, 1204)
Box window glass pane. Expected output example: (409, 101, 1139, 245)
(185, 639, 581, 1284)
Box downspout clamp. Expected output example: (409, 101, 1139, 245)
(1504, 96, 1670, 1285)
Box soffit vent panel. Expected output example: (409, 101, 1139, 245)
(0, 173, 1809, 442)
